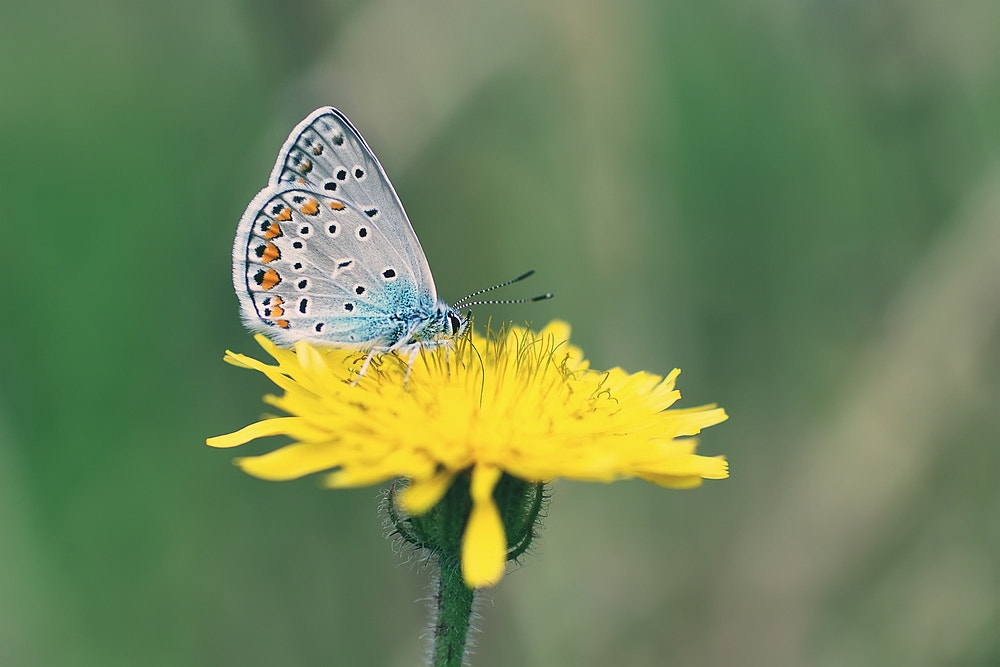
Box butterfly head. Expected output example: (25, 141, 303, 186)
(394, 300, 468, 350)
(442, 305, 469, 338)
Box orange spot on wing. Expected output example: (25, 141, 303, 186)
(329, 201, 345, 211)
(299, 159, 312, 174)
(312, 145, 323, 155)
(261, 242, 280, 263)
(264, 296, 285, 317)
(275, 319, 290, 329)
(259, 269, 280, 290)
(300, 198, 319, 216)
(263, 222, 283, 239)
(275, 208, 293, 222)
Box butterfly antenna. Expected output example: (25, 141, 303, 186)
(454, 270, 553, 309)
(457, 293, 553, 308)
(454, 270, 535, 307)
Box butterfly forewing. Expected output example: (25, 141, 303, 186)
(267, 107, 436, 297)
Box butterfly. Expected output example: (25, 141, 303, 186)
(233, 107, 548, 370)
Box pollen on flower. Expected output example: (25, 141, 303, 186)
(207, 320, 729, 587)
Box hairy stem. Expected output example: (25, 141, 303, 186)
(432, 556, 476, 667)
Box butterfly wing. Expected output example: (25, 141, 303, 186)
(233, 186, 438, 348)
(267, 107, 437, 300)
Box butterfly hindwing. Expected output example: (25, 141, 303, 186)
(233, 186, 436, 348)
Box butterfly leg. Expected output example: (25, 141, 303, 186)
(403, 346, 421, 385)
(351, 350, 378, 386)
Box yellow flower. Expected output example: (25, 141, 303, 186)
(207, 321, 728, 587)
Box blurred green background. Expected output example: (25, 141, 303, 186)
(3, 1, 999, 665)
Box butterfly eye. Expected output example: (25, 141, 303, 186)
(447, 312, 463, 335)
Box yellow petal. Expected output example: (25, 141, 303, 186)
(461, 465, 506, 588)
(638, 473, 705, 489)
(236, 441, 341, 480)
(668, 406, 729, 436)
(538, 320, 571, 344)
(397, 472, 456, 515)
(640, 454, 729, 486)
(206, 417, 309, 449)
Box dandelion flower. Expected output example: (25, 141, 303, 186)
(208, 320, 728, 587)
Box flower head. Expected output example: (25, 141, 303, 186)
(208, 321, 728, 587)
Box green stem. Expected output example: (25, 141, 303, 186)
(392, 473, 544, 664)
(432, 555, 476, 667)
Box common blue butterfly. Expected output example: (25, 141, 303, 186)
(233, 107, 474, 360)
(234, 107, 549, 370)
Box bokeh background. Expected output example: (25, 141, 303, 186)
(3, 1, 999, 665)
